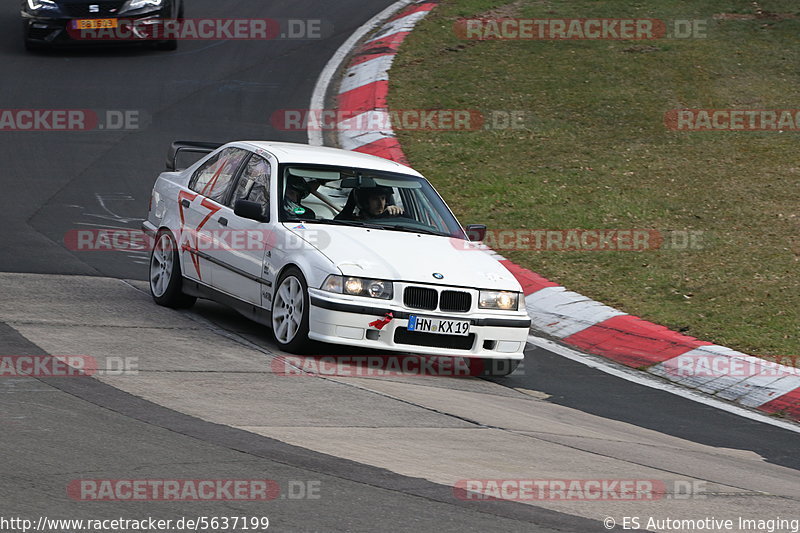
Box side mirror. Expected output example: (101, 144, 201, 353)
(234, 199, 268, 222)
(465, 224, 487, 241)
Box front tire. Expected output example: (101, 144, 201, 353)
(149, 230, 196, 309)
(271, 267, 310, 353)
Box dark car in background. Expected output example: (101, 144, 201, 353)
(21, 0, 184, 51)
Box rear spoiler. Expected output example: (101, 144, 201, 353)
(167, 141, 225, 171)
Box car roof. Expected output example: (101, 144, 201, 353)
(238, 141, 423, 177)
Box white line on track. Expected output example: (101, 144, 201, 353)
(74, 222, 140, 230)
(527, 335, 800, 434)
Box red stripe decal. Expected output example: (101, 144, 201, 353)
(178, 190, 198, 226)
(200, 162, 226, 196)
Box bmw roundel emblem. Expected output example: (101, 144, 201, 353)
(432, 273, 444, 280)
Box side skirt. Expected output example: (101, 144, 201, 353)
(182, 278, 272, 327)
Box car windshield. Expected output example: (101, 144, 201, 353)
(278, 164, 467, 239)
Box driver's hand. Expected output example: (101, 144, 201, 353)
(385, 205, 403, 216)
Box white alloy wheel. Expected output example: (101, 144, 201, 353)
(271, 267, 310, 352)
(150, 232, 174, 298)
(148, 230, 196, 309)
(273, 276, 304, 343)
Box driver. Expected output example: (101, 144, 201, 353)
(283, 175, 319, 220)
(336, 186, 404, 220)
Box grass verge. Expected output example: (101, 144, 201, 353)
(389, 0, 800, 356)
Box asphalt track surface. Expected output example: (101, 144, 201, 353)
(1, 1, 799, 532)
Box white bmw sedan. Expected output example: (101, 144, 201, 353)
(143, 141, 530, 375)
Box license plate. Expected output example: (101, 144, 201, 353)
(407, 315, 470, 336)
(71, 18, 118, 30)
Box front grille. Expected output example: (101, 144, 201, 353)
(439, 290, 471, 312)
(404, 287, 437, 310)
(405, 286, 472, 313)
(394, 329, 475, 350)
(62, 2, 126, 17)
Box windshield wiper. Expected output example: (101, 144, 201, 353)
(284, 218, 447, 235)
(374, 224, 448, 237)
(284, 218, 383, 229)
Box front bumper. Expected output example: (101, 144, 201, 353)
(22, 9, 171, 45)
(308, 290, 530, 359)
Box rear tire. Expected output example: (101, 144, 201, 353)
(149, 230, 196, 309)
(271, 267, 311, 353)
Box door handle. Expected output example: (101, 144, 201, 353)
(181, 199, 190, 208)
(219, 217, 228, 227)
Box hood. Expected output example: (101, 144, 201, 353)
(285, 223, 521, 291)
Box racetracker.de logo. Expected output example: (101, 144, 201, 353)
(63, 229, 331, 252)
(665, 109, 800, 131)
(454, 479, 667, 501)
(271, 355, 508, 378)
(67, 480, 281, 501)
(66, 18, 328, 41)
(452, 229, 706, 252)
(454, 18, 667, 40)
(0, 356, 97, 377)
(271, 109, 486, 132)
(0, 109, 143, 132)
(661, 354, 800, 378)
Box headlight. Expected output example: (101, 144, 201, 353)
(26, 0, 57, 11)
(123, 0, 164, 11)
(322, 275, 393, 300)
(479, 290, 520, 310)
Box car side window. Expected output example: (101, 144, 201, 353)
(189, 147, 248, 204)
(230, 155, 271, 218)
